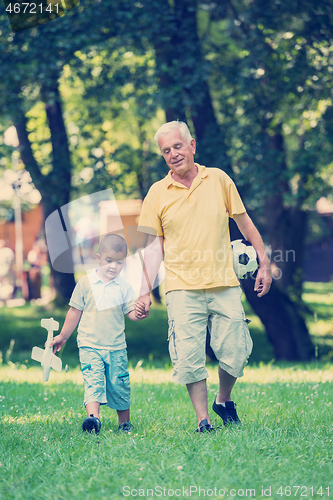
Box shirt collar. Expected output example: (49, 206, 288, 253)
(164, 163, 208, 189)
(90, 268, 121, 285)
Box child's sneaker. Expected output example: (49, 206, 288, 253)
(118, 421, 133, 433)
(82, 414, 101, 434)
(212, 398, 241, 426)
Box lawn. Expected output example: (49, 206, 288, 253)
(0, 282, 332, 499)
(0, 364, 333, 499)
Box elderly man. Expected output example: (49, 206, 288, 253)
(136, 121, 271, 432)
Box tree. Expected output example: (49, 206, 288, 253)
(0, 0, 128, 301)
(203, 0, 333, 358)
(131, 0, 333, 359)
(1, 0, 331, 358)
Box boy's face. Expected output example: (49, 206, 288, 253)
(96, 247, 126, 282)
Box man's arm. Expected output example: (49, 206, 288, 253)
(233, 212, 272, 297)
(136, 235, 164, 317)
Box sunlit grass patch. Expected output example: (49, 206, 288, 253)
(240, 363, 333, 384)
(1, 364, 333, 499)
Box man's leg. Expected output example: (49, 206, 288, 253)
(217, 366, 237, 403)
(212, 366, 240, 425)
(186, 379, 210, 425)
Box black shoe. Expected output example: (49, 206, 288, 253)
(195, 419, 215, 433)
(212, 398, 241, 426)
(82, 414, 101, 434)
(118, 421, 133, 433)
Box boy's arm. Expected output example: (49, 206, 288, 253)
(49, 306, 82, 353)
(126, 304, 145, 322)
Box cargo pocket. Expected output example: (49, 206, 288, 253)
(114, 371, 130, 407)
(243, 320, 253, 358)
(117, 372, 130, 387)
(167, 319, 178, 363)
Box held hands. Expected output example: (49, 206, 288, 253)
(135, 294, 152, 319)
(254, 264, 272, 297)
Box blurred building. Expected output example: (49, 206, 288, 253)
(0, 205, 43, 259)
(99, 199, 147, 252)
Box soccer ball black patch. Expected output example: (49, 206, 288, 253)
(239, 253, 249, 266)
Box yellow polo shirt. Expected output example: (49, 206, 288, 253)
(138, 164, 246, 293)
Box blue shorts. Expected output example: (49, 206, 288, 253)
(79, 347, 130, 411)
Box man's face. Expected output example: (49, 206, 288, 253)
(97, 248, 125, 282)
(158, 129, 196, 178)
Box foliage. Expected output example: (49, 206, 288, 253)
(0, 0, 332, 349)
(59, 46, 164, 198)
(204, 0, 333, 211)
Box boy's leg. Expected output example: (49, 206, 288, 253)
(105, 349, 132, 431)
(117, 408, 130, 425)
(82, 401, 102, 434)
(80, 347, 106, 433)
(85, 401, 101, 419)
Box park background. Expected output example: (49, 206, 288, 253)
(0, 1, 333, 499)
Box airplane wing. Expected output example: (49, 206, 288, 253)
(51, 354, 62, 372)
(31, 346, 44, 363)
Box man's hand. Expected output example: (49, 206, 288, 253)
(135, 294, 152, 318)
(254, 265, 272, 297)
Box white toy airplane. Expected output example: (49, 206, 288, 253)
(31, 318, 62, 382)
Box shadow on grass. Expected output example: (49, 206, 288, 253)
(1, 280, 333, 368)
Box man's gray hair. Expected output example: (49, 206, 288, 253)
(154, 121, 193, 147)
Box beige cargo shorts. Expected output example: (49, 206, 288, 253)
(165, 286, 253, 384)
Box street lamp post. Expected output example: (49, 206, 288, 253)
(3, 126, 24, 295)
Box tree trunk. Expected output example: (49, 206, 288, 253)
(241, 277, 315, 361)
(149, 1, 314, 361)
(266, 198, 308, 305)
(229, 216, 314, 361)
(264, 131, 310, 307)
(149, 0, 232, 174)
(173, 0, 232, 174)
(13, 79, 76, 303)
(148, 0, 187, 123)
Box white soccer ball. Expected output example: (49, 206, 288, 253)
(231, 239, 258, 279)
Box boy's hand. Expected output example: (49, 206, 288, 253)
(47, 335, 67, 354)
(135, 298, 150, 318)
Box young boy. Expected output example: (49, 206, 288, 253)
(50, 234, 146, 434)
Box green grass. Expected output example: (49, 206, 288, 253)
(1, 364, 333, 499)
(0, 282, 332, 498)
(2, 281, 333, 368)
(302, 283, 333, 360)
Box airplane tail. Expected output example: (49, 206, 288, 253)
(31, 346, 44, 363)
(31, 347, 62, 372)
(51, 354, 62, 372)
